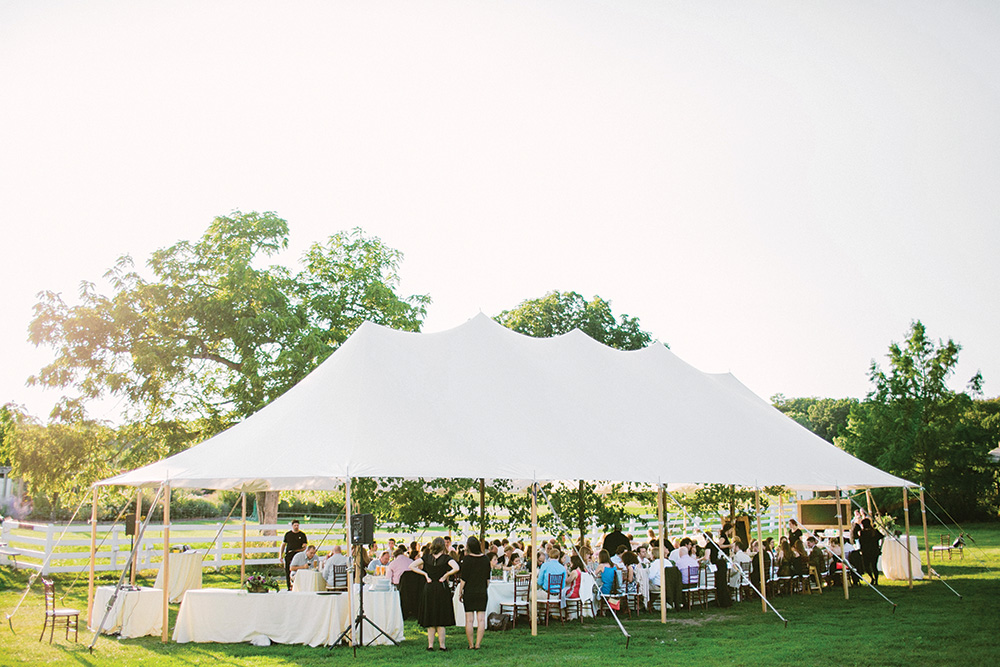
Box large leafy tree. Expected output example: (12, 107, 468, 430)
(842, 321, 996, 520)
(771, 395, 858, 444)
(25, 211, 429, 523)
(495, 291, 654, 350)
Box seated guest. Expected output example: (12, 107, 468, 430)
(505, 553, 524, 573)
(290, 544, 320, 575)
(537, 547, 567, 592)
(637, 544, 651, 566)
(611, 544, 628, 566)
(621, 550, 640, 596)
(367, 550, 391, 574)
(729, 539, 753, 588)
(807, 536, 826, 574)
(647, 547, 674, 590)
(386, 545, 414, 585)
(597, 550, 620, 596)
(564, 554, 587, 598)
(791, 539, 810, 576)
(669, 538, 693, 564)
(749, 539, 773, 586)
(675, 546, 700, 585)
(325, 545, 348, 566)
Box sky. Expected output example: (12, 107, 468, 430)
(1, 1, 998, 423)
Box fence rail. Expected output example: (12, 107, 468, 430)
(0, 501, 794, 574)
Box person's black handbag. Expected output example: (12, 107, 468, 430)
(486, 612, 511, 631)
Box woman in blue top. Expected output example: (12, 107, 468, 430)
(596, 550, 619, 596)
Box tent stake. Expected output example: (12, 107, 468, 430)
(161, 482, 171, 642)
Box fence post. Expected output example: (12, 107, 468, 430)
(42, 523, 55, 575)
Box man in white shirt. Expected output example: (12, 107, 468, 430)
(290, 544, 320, 576)
(669, 538, 693, 564)
(646, 547, 674, 589)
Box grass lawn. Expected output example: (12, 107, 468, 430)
(1, 523, 998, 666)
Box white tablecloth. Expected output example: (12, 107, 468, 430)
(153, 551, 204, 603)
(174, 589, 350, 646)
(90, 586, 163, 638)
(880, 536, 924, 580)
(349, 586, 405, 646)
(292, 569, 326, 592)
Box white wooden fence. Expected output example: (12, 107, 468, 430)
(0, 502, 793, 575)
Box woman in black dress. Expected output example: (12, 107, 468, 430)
(458, 536, 490, 650)
(409, 536, 460, 650)
(858, 518, 884, 585)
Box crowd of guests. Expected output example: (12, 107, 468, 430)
(277, 509, 887, 645)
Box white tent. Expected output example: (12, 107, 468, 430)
(99, 313, 911, 492)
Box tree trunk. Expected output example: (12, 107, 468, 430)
(256, 490, 280, 537)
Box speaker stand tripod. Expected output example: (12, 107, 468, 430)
(331, 581, 399, 655)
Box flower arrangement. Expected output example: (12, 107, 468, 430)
(244, 573, 281, 593)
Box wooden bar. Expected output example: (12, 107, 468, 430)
(657, 484, 666, 623)
(836, 486, 849, 600)
(903, 487, 913, 588)
(161, 482, 171, 642)
(754, 487, 766, 613)
(87, 487, 98, 626)
(920, 488, 931, 579)
(530, 481, 538, 637)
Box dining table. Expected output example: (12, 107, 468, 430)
(153, 551, 205, 603)
(292, 568, 327, 592)
(452, 572, 598, 626)
(880, 535, 923, 580)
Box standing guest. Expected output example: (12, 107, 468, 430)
(858, 518, 884, 585)
(279, 520, 308, 590)
(787, 519, 803, 546)
(410, 536, 459, 651)
(704, 530, 732, 607)
(353, 545, 372, 573)
(601, 524, 630, 559)
(458, 536, 490, 650)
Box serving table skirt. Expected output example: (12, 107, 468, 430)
(90, 585, 163, 638)
(292, 569, 326, 592)
(153, 551, 204, 603)
(880, 536, 924, 580)
(174, 590, 351, 646)
(350, 586, 405, 645)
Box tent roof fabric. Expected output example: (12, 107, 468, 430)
(99, 313, 913, 492)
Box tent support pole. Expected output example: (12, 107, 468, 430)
(241, 493, 247, 584)
(131, 490, 141, 586)
(836, 486, 849, 600)
(920, 488, 931, 579)
(530, 480, 538, 637)
(903, 487, 913, 588)
(87, 486, 98, 627)
(754, 487, 766, 613)
(778, 495, 784, 540)
(865, 489, 873, 517)
(479, 478, 486, 547)
(657, 484, 666, 623)
(161, 482, 171, 642)
(345, 475, 355, 646)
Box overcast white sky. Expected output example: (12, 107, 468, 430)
(2, 1, 998, 423)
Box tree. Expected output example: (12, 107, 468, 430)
(841, 321, 996, 520)
(771, 395, 857, 443)
(26, 211, 430, 524)
(495, 291, 655, 351)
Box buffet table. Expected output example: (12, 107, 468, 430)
(153, 551, 205, 603)
(90, 585, 163, 638)
(880, 536, 924, 580)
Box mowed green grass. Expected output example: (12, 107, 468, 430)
(1, 524, 998, 667)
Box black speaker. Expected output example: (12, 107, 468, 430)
(351, 513, 375, 545)
(125, 513, 136, 537)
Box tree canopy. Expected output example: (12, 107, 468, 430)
(495, 290, 655, 351)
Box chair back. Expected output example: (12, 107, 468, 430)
(939, 534, 950, 546)
(331, 564, 348, 589)
(42, 578, 56, 614)
(543, 572, 564, 597)
(683, 566, 699, 587)
(513, 572, 531, 600)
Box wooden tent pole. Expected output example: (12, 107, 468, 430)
(754, 487, 766, 613)
(919, 488, 931, 579)
(161, 482, 171, 642)
(87, 487, 98, 627)
(903, 487, 913, 588)
(778, 495, 784, 540)
(530, 481, 538, 637)
(131, 489, 141, 586)
(479, 478, 486, 547)
(657, 484, 666, 623)
(836, 486, 849, 600)
(240, 492, 247, 584)
(865, 489, 873, 517)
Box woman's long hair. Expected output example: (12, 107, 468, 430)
(431, 536, 447, 555)
(466, 536, 483, 555)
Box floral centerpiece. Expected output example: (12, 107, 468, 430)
(244, 573, 281, 593)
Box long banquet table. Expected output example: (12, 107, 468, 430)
(174, 587, 404, 646)
(880, 535, 924, 580)
(90, 585, 163, 638)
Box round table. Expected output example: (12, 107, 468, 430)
(292, 568, 327, 592)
